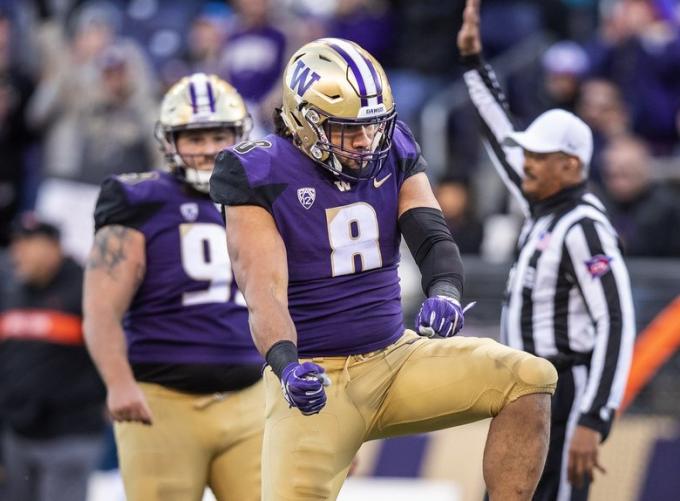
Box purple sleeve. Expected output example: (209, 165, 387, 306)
(93, 176, 163, 232)
(210, 149, 287, 213)
(391, 120, 427, 186)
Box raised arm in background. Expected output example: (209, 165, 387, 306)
(458, 0, 529, 216)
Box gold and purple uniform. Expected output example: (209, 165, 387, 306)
(211, 123, 558, 501)
(94, 171, 264, 501)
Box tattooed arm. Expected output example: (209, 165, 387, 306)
(83, 225, 153, 424)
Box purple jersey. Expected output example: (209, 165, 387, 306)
(210, 121, 426, 357)
(94, 171, 262, 366)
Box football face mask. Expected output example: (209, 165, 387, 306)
(171, 127, 239, 190)
(156, 73, 252, 192)
(314, 107, 396, 180)
(280, 37, 397, 182)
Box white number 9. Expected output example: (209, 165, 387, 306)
(179, 223, 245, 306)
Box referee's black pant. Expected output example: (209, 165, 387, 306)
(534, 365, 591, 501)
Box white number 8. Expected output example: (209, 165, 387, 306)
(326, 202, 382, 277)
(179, 223, 245, 306)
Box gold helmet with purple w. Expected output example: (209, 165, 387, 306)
(280, 37, 396, 181)
(155, 73, 252, 192)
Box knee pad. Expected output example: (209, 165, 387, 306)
(513, 355, 558, 396)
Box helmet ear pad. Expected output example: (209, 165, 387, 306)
(154, 123, 183, 170)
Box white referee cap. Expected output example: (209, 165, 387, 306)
(504, 109, 593, 171)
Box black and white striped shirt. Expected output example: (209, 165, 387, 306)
(463, 57, 635, 435)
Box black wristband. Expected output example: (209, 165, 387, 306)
(460, 53, 484, 69)
(265, 340, 299, 379)
(429, 280, 461, 302)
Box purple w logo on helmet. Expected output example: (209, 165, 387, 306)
(289, 60, 321, 97)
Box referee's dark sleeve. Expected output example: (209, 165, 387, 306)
(461, 54, 529, 216)
(563, 218, 635, 439)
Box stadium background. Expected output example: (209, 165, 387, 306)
(0, 0, 678, 500)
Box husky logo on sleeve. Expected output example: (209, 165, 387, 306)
(297, 187, 316, 209)
(180, 202, 199, 221)
(585, 254, 613, 278)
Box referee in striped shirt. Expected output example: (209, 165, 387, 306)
(458, 1, 635, 500)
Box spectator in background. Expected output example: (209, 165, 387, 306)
(0, 215, 106, 501)
(68, 44, 159, 185)
(541, 0, 600, 43)
(587, 0, 680, 155)
(27, 3, 157, 183)
(185, 4, 230, 74)
(540, 41, 588, 113)
(221, 0, 287, 136)
(509, 39, 589, 128)
(386, 0, 484, 179)
(600, 135, 680, 257)
(162, 2, 233, 90)
(0, 8, 37, 248)
(325, 0, 393, 63)
(27, 0, 122, 157)
(26, 2, 158, 263)
(478, 0, 543, 58)
(386, 0, 464, 135)
(576, 78, 630, 187)
(435, 175, 484, 254)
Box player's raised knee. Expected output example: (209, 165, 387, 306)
(515, 355, 558, 395)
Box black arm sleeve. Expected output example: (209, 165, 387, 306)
(398, 207, 464, 298)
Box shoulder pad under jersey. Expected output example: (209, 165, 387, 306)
(93, 171, 168, 232)
(210, 137, 287, 212)
(391, 120, 427, 177)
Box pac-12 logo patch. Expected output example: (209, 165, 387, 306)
(180, 202, 199, 221)
(297, 187, 316, 210)
(585, 254, 613, 278)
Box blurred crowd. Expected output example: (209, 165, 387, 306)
(0, 0, 679, 260)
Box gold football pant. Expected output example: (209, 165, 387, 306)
(114, 380, 264, 501)
(262, 330, 557, 500)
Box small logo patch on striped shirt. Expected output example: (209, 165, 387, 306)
(585, 254, 613, 278)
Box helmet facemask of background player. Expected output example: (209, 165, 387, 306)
(156, 73, 252, 193)
(279, 38, 397, 182)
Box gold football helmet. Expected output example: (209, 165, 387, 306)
(280, 38, 396, 181)
(155, 73, 252, 192)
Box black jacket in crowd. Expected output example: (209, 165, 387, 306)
(0, 257, 105, 439)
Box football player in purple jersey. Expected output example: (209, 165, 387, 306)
(210, 38, 558, 501)
(83, 74, 264, 501)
